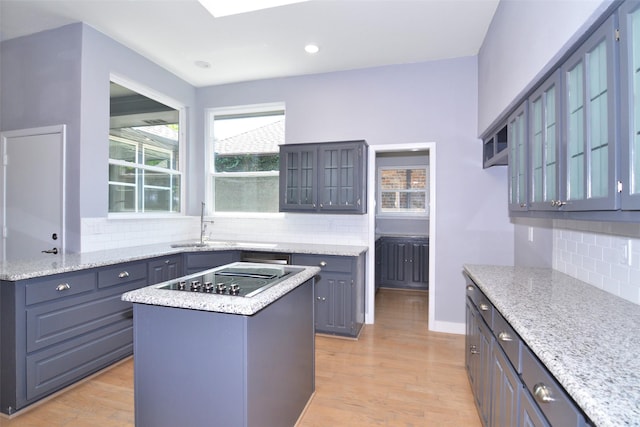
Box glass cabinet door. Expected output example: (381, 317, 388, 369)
(620, 1, 640, 209)
(529, 71, 562, 211)
(508, 102, 528, 211)
(318, 142, 363, 211)
(279, 145, 317, 211)
(561, 13, 618, 211)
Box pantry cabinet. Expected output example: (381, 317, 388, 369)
(378, 236, 429, 289)
(280, 140, 368, 214)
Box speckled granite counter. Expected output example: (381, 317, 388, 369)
(122, 262, 320, 316)
(464, 264, 640, 427)
(0, 240, 367, 281)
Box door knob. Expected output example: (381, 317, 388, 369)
(42, 247, 58, 254)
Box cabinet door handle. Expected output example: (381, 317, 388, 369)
(498, 332, 513, 342)
(316, 296, 326, 301)
(56, 283, 70, 291)
(165, 260, 170, 264)
(319, 261, 327, 267)
(469, 345, 479, 355)
(118, 271, 130, 279)
(533, 383, 555, 403)
(479, 303, 490, 311)
(466, 285, 474, 291)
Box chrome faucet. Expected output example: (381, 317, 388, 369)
(200, 202, 215, 245)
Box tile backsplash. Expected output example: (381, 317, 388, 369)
(81, 214, 368, 252)
(553, 225, 640, 305)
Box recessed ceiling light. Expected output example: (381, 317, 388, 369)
(304, 44, 320, 54)
(198, 0, 308, 18)
(194, 60, 212, 69)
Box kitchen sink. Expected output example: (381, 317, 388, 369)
(170, 241, 277, 249)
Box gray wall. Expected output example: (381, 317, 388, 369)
(196, 57, 514, 326)
(478, 0, 612, 135)
(1, 24, 196, 251)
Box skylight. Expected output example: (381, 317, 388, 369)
(198, 0, 308, 18)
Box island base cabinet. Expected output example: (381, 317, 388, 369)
(132, 280, 315, 427)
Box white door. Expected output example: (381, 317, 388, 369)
(1, 125, 66, 261)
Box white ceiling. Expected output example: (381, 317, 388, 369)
(0, 0, 500, 88)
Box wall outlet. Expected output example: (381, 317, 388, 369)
(528, 226, 534, 243)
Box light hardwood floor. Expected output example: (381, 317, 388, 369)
(0, 288, 480, 427)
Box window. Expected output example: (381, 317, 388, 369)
(378, 167, 429, 216)
(208, 104, 284, 213)
(109, 81, 183, 213)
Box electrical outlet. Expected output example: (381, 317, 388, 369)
(528, 226, 534, 242)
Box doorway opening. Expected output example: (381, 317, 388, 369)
(366, 142, 436, 329)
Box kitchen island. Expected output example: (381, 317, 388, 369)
(122, 262, 320, 427)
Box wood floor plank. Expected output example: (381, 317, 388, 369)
(0, 289, 480, 427)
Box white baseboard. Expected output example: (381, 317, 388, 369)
(429, 320, 465, 335)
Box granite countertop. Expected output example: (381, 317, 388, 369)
(0, 240, 367, 281)
(122, 262, 321, 316)
(464, 264, 640, 427)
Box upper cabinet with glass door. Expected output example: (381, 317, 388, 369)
(560, 13, 619, 211)
(528, 71, 562, 211)
(508, 102, 528, 211)
(279, 140, 368, 214)
(620, 1, 640, 209)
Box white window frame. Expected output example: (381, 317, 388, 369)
(376, 165, 429, 218)
(109, 74, 186, 218)
(205, 102, 285, 217)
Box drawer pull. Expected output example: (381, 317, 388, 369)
(498, 332, 513, 342)
(479, 303, 490, 311)
(316, 296, 326, 301)
(533, 383, 555, 403)
(118, 271, 130, 279)
(319, 261, 327, 267)
(56, 283, 71, 292)
(469, 345, 479, 355)
(466, 285, 474, 291)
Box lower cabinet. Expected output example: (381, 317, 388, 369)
(148, 255, 183, 284)
(464, 275, 588, 427)
(378, 236, 428, 289)
(1, 260, 148, 414)
(184, 250, 240, 275)
(292, 253, 365, 337)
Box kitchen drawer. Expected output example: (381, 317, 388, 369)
(26, 282, 139, 352)
(521, 346, 585, 427)
(293, 255, 352, 273)
(466, 281, 493, 327)
(493, 308, 521, 372)
(26, 323, 133, 401)
(25, 271, 96, 306)
(98, 261, 147, 288)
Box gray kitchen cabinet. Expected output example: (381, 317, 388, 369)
(529, 71, 562, 211)
(560, 12, 618, 211)
(620, 1, 640, 210)
(465, 275, 588, 427)
(148, 254, 183, 284)
(279, 140, 368, 214)
(1, 260, 147, 414)
(508, 101, 529, 212)
(292, 253, 365, 337)
(184, 250, 239, 275)
(374, 238, 383, 291)
(483, 124, 508, 168)
(379, 236, 428, 289)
